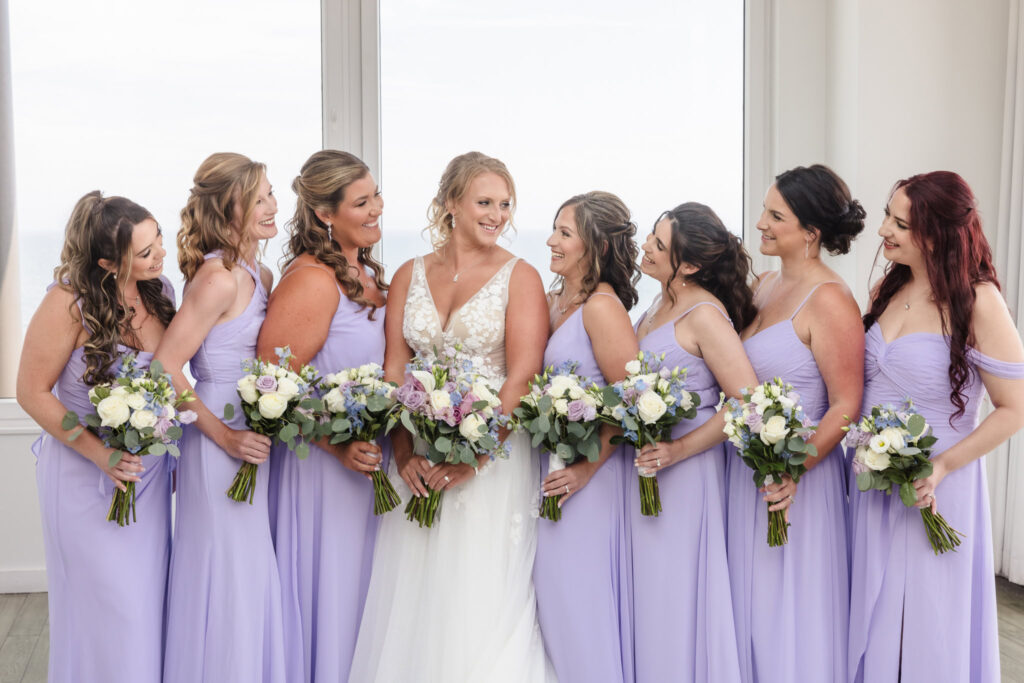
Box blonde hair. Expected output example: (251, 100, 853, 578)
(178, 152, 267, 282)
(285, 150, 388, 319)
(425, 151, 516, 250)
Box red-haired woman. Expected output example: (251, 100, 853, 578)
(848, 171, 1024, 682)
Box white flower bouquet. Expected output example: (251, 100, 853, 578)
(598, 351, 700, 517)
(843, 400, 962, 554)
(389, 345, 507, 528)
(512, 361, 603, 521)
(224, 346, 320, 503)
(62, 355, 196, 526)
(319, 363, 402, 515)
(722, 377, 816, 546)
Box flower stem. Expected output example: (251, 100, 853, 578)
(540, 494, 562, 522)
(371, 470, 401, 515)
(921, 508, 964, 555)
(638, 473, 662, 517)
(404, 487, 444, 528)
(226, 462, 259, 503)
(767, 506, 789, 547)
(106, 481, 137, 527)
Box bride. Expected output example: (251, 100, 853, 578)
(349, 152, 555, 682)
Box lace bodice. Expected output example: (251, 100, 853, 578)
(403, 255, 519, 385)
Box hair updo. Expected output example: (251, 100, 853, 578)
(551, 191, 640, 311)
(775, 164, 866, 255)
(425, 151, 516, 251)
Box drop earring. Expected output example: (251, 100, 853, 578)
(804, 240, 810, 260)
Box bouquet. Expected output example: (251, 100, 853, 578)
(722, 377, 816, 546)
(599, 351, 700, 517)
(224, 346, 319, 503)
(63, 355, 196, 526)
(513, 361, 603, 521)
(844, 400, 963, 554)
(319, 363, 402, 514)
(390, 345, 507, 527)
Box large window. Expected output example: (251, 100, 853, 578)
(379, 0, 743, 313)
(11, 0, 321, 332)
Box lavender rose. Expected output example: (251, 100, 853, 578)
(255, 375, 278, 394)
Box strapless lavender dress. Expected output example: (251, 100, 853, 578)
(726, 284, 850, 682)
(533, 296, 633, 683)
(164, 256, 298, 682)
(847, 323, 1022, 682)
(273, 281, 385, 683)
(631, 302, 740, 682)
(33, 278, 174, 683)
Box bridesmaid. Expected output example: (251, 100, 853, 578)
(727, 164, 865, 682)
(257, 150, 388, 683)
(534, 191, 640, 683)
(631, 203, 757, 682)
(848, 172, 1024, 682)
(157, 153, 298, 682)
(16, 192, 174, 683)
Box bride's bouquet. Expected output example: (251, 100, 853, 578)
(390, 345, 506, 528)
(844, 400, 963, 554)
(62, 355, 196, 526)
(599, 351, 699, 517)
(224, 346, 319, 503)
(722, 377, 815, 546)
(319, 363, 402, 515)
(513, 361, 603, 521)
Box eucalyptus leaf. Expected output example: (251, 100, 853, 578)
(148, 443, 167, 456)
(223, 403, 235, 420)
(899, 481, 918, 507)
(907, 414, 926, 437)
(61, 411, 80, 431)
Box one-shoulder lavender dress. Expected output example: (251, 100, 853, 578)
(533, 294, 633, 683)
(164, 256, 297, 682)
(33, 278, 175, 683)
(632, 302, 741, 682)
(725, 284, 850, 683)
(273, 273, 385, 683)
(847, 324, 1023, 682)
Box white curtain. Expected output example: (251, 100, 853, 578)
(988, 0, 1024, 585)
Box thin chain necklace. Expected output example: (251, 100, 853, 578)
(445, 245, 489, 282)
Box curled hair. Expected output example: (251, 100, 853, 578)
(863, 171, 999, 421)
(54, 191, 175, 385)
(425, 151, 516, 250)
(775, 164, 866, 255)
(658, 203, 757, 332)
(178, 152, 267, 282)
(285, 150, 388, 319)
(549, 191, 640, 311)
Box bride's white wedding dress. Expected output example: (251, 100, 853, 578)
(349, 255, 556, 683)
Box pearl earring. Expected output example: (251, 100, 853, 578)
(451, 216, 456, 231)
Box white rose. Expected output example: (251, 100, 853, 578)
(429, 390, 451, 412)
(554, 399, 569, 416)
(723, 422, 736, 437)
(879, 427, 906, 452)
(336, 369, 352, 384)
(869, 433, 891, 454)
(129, 409, 157, 430)
(568, 384, 585, 400)
(264, 363, 279, 376)
(582, 393, 597, 408)
(657, 378, 670, 393)
(109, 385, 129, 398)
(412, 370, 436, 393)
(96, 395, 131, 428)
(859, 445, 891, 471)
(624, 359, 642, 375)
(611, 405, 626, 421)
(275, 367, 288, 379)
(459, 413, 486, 442)
(636, 391, 668, 424)
(778, 394, 796, 412)
(641, 373, 659, 387)
(677, 392, 694, 410)
(472, 380, 498, 406)
(759, 415, 789, 445)
(126, 392, 147, 410)
(769, 383, 781, 398)
(257, 392, 288, 420)
(358, 363, 376, 378)
(751, 388, 766, 405)
(236, 375, 258, 404)
(276, 376, 300, 399)
(324, 387, 345, 413)
(547, 375, 575, 398)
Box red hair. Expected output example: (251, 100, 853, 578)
(864, 171, 999, 420)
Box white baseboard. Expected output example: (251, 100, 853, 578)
(0, 568, 47, 594)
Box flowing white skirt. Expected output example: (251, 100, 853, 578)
(350, 432, 556, 682)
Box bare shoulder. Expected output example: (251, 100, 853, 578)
(186, 259, 238, 307)
(806, 279, 859, 317)
(973, 281, 1010, 319)
(509, 258, 543, 288)
(685, 298, 734, 332)
(390, 257, 416, 290)
(40, 283, 82, 322)
(258, 262, 274, 291)
(972, 282, 1021, 357)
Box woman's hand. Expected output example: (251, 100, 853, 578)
(424, 462, 475, 492)
(541, 460, 598, 507)
(328, 440, 382, 480)
(634, 440, 686, 475)
(216, 427, 272, 464)
(396, 450, 432, 497)
(762, 473, 798, 521)
(104, 452, 145, 491)
(912, 458, 948, 513)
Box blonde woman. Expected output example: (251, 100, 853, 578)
(17, 192, 174, 683)
(350, 152, 554, 681)
(156, 153, 299, 682)
(256, 150, 387, 683)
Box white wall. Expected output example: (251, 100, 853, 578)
(0, 400, 46, 592)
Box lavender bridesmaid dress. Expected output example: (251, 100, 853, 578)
(847, 324, 1021, 682)
(273, 271, 385, 683)
(164, 256, 297, 683)
(33, 279, 174, 683)
(533, 293, 633, 683)
(726, 283, 850, 683)
(631, 302, 741, 682)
